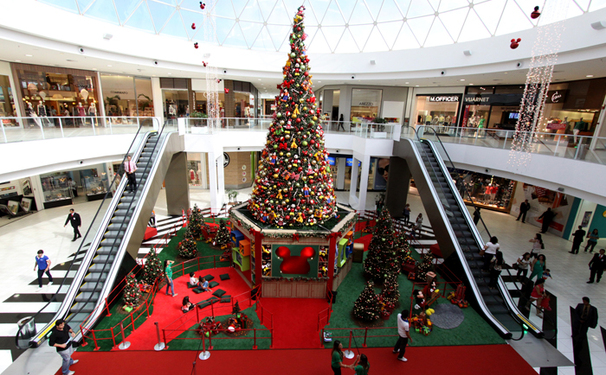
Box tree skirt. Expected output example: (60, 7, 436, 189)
(430, 303, 465, 329)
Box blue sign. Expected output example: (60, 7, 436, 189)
(327, 156, 336, 166)
(346, 158, 361, 167)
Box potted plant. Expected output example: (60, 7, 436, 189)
(227, 190, 239, 204)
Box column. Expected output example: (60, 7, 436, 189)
(385, 156, 411, 218)
(200, 152, 208, 189)
(164, 152, 190, 216)
(348, 154, 370, 211)
(336, 157, 346, 190)
(151, 77, 164, 124)
(208, 151, 225, 213)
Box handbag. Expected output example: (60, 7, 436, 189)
(512, 263, 519, 270)
(541, 296, 551, 310)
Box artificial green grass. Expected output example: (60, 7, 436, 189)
(167, 306, 272, 350)
(322, 251, 504, 348)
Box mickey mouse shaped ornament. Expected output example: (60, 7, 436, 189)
(510, 38, 521, 49)
(530, 6, 541, 19)
(200, 2, 205, 10)
(194, 42, 199, 49)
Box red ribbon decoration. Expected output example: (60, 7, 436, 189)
(292, 233, 300, 241)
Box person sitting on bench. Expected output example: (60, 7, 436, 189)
(182, 296, 194, 313)
(195, 276, 212, 293)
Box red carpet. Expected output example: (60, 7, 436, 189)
(257, 298, 329, 349)
(124, 267, 253, 350)
(61, 344, 537, 375)
(354, 234, 373, 251)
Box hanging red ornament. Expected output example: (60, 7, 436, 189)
(530, 6, 541, 19)
(510, 38, 521, 49)
(200, 2, 206, 10)
(191, 23, 196, 30)
(202, 61, 207, 67)
(194, 42, 199, 49)
(225, 88, 230, 93)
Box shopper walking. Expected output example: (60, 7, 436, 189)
(516, 252, 532, 281)
(488, 250, 504, 289)
(402, 204, 411, 226)
(529, 254, 546, 282)
(473, 207, 481, 225)
(516, 199, 531, 223)
(34, 250, 53, 290)
(538, 208, 555, 234)
(393, 309, 412, 362)
(49, 319, 79, 375)
(124, 155, 138, 193)
(64, 209, 82, 242)
(587, 248, 606, 284)
(570, 226, 586, 254)
(529, 233, 544, 258)
(584, 229, 599, 253)
(337, 114, 345, 131)
(164, 259, 177, 297)
(572, 297, 598, 338)
(413, 213, 423, 237)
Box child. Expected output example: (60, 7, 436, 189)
(182, 296, 194, 313)
(188, 272, 197, 287)
(542, 269, 552, 281)
(195, 276, 212, 293)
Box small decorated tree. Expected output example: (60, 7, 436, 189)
(178, 226, 198, 258)
(188, 204, 203, 239)
(364, 208, 400, 283)
(380, 273, 400, 308)
(353, 281, 382, 322)
(213, 221, 231, 249)
(123, 273, 141, 308)
(394, 233, 411, 267)
(417, 252, 435, 281)
(141, 248, 163, 285)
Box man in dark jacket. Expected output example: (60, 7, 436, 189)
(570, 226, 586, 254)
(587, 248, 606, 283)
(538, 208, 555, 234)
(516, 199, 530, 223)
(64, 209, 82, 242)
(572, 297, 598, 338)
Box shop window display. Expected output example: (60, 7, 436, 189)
(351, 89, 382, 123)
(40, 171, 73, 209)
(451, 169, 516, 213)
(15, 64, 99, 127)
(0, 75, 17, 125)
(414, 94, 460, 129)
(80, 168, 110, 201)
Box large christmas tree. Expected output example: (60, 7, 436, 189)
(248, 5, 336, 227)
(364, 209, 400, 283)
(141, 248, 163, 285)
(353, 281, 382, 322)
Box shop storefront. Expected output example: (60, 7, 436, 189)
(40, 164, 111, 208)
(328, 155, 387, 192)
(350, 89, 382, 123)
(0, 74, 16, 119)
(186, 152, 256, 190)
(450, 169, 516, 213)
(414, 94, 461, 126)
(100, 74, 154, 120)
(461, 86, 524, 130)
(12, 63, 100, 124)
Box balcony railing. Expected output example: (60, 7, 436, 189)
(413, 124, 606, 166)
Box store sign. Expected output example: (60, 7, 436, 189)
(463, 94, 523, 106)
(353, 100, 379, 106)
(428, 95, 460, 102)
(346, 158, 361, 167)
(327, 156, 336, 166)
(545, 90, 568, 104)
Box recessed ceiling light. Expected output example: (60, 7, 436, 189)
(503, 72, 508, 75)
(405, 82, 409, 84)
(152, 75, 157, 77)
(460, 79, 465, 81)
(92, 67, 97, 70)
(15, 59, 21, 62)
(586, 74, 594, 78)
(107, 64, 112, 67)
(258, 79, 262, 81)
(168, 72, 172, 75)
(469, 83, 474, 85)
(25, 54, 33, 57)
(415, 85, 419, 87)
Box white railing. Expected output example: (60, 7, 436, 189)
(413, 124, 606, 166)
(181, 117, 401, 140)
(0, 116, 166, 143)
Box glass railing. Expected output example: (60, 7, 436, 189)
(412, 124, 606, 166)
(181, 117, 401, 140)
(0, 116, 160, 143)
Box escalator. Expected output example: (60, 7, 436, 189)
(27, 128, 185, 347)
(394, 137, 542, 339)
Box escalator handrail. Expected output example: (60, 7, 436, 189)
(19, 125, 147, 349)
(415, 125, 493, 237)
(403, 138, 511, 337)
(73, 123, 170, 335)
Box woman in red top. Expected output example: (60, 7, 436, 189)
(529, 279, 547, 317)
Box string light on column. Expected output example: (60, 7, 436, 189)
(508, 0, 569, 172)
(203, 1, 220, 130)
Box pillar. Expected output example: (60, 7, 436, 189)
(151, 77, 164, 124)
(208, 151, 225, 213)
(164, 152, 190, 215)
(336, 157, 346, 190)
(385, 157, 411, 218)
(348, 153, 371, 211)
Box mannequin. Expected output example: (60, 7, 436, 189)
(88, 102, 97, 126)
(77, 102, 86, 127)
(26, 102, 42, 128)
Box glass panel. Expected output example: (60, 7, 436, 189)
(147, 0, 177, 31)
(124, 2, 156, 33)
(135, 78, 154, 117)
(39, 0, 79, 13)
(0, 75, 16, 118)
(351, 89, 382, 123)
(414, 95, 460, 126)
(85, 0, 120, 24)
(100, 74, 136, 117)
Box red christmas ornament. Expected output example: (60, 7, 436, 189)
(194, 42, 199, 49)
(530, 6, 541, 19)
(225, 88, 230, 93)
(200, 2, 206, 10)
(191, 23, 196, 30)
(217, 79, 222, 83)
(510, 38, 521, 49)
